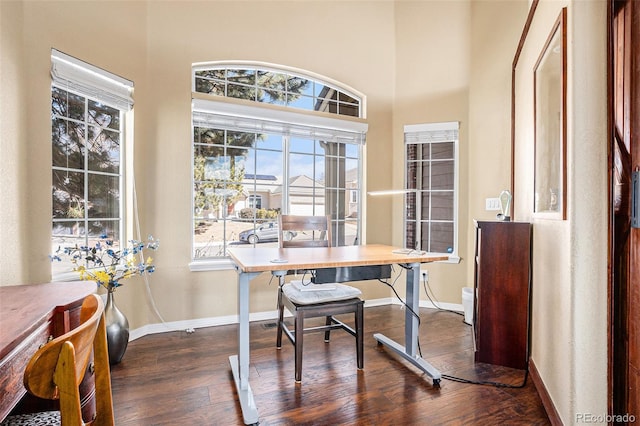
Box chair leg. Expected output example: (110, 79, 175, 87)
(324, 316, 332, 342)
(294, 310, 304, 383)
(356, 303, 364, 370)
(276, 284, 285, 349)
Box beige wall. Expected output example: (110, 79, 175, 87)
(0, 1, 27, 284)
(0, 0, 610, 423)
(513, 0, 608, 423)
(391, 1, 471, 302)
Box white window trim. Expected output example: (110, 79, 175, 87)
(50, 50, 134, 279)
(404, 121, 460, 264)
(190, 65, 367, 269)
(192, 60, 367, 119)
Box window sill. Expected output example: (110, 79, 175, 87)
(189, 258, 236, 272)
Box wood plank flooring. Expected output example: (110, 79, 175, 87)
(110, 305, 550, 425)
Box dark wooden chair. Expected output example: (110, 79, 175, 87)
(1, 294, 114, 426)
(276, 215, 364, 383)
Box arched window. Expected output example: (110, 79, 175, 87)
(191, 62, 367, 265)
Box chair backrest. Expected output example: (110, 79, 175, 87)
(278, 215, 332, 248)
(23, 293, 114, 426)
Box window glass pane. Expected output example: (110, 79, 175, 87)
(315, 84, 335, 99)
(290, 153, 322, 181)
(287, 94, 315, 110)
(338, 92, 357, 104)
(88, 174, 119, 218)
(432, 142, 454, 160)
(228, 69, 255, 85)
(419, 221, 430, 251)
(194, 219, 224, 258)
(290, 137, 320, 154)
(227, 82, 256, 101)
(421, 163, 430, 189)
(51, 221, 85, 276)
(52, 118, 85, 169)
(195, 77, 225, 96)
(256, 134, 281, 151)
(52, 170, 85, 219)
(87, 126, 120, 173)
(431, 161, 454, 190)
(429, 222, 454, 253)
(195, 69, 226, 79)
(344, 158, 358, 186)
(254, 150, 282, 185)
(52, 87, 84, 120)
(345, 218, 359, 245)
(257, 71, 286, 91)
(345, 144, 359, 158)
(227, 130, 257, 148)
(257, 72, 287, 105)
(430, 192, 454, 220)
(316, 100, 338, 114)
(338, 103, 359, 117)
(88, 100, 120, 130)
(194, 127, 224, 145)
(287, 76, 310, 94)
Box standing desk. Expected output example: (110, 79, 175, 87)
(227, 244, 448, 425)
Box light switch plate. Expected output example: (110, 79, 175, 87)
(485, 198, 501, 211)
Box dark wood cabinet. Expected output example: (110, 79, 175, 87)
(473, 221, 532, 370)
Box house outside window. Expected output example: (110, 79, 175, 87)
(50, 49, 133, 277)
(404, 122, 459, 256)
(191, 62, 367, 263)
(247, 194, 262, 209)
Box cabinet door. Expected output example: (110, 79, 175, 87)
(474, 221, 531, 369)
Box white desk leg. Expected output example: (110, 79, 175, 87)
(229, 270, 260, 425)
(373, 262, 442, 386)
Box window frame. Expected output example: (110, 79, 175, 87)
(403, 121, 460, 262)
(190, 63, 367, 270)
(50, 49, 133, 280)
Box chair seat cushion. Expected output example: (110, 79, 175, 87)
(1, 411, 61, 425)
(282, 282, 362, 305)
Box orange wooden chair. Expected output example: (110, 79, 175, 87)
(276, 215, 364, 383)
(2, 294, 114, 426)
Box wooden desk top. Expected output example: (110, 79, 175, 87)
(227, 244, 449, 273)
(0, 281, 96, 360)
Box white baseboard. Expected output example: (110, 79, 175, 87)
(128, 298, 464, 341)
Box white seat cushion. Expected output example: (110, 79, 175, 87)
(282, 282, 362, 305)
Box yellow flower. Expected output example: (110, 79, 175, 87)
(94, 270, 112, 285)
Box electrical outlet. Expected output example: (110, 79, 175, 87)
(485, 198, 501, 211)
(421, 268, 429, 282)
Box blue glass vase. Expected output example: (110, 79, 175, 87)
(105, 289, 129, 364)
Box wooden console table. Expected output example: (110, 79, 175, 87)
(0, 281, 96, 421)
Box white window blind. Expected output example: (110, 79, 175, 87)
(51, 49, 134, 111)
(404, 121, 459, 144)
(192, 98, 367, 144)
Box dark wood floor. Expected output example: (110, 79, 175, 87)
(110, 305, 550, 425)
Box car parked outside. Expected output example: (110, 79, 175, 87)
(238, 222, 296, 244)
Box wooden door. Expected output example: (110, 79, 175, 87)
(611, 0, 640, 420)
